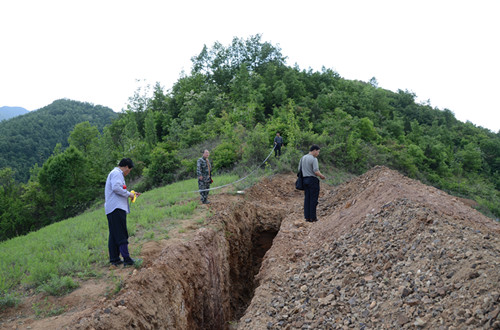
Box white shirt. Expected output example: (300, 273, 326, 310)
(104, 167, 130, 215)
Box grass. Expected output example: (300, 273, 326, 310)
(105, 272, 124, 297)
(38, 275, 80, 296)
(32, 298, 66, 318)
(0, 174, 238, 298)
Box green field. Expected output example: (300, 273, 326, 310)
(0, 174, 239, 307)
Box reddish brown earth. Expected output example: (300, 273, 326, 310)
(1, 166, 499, 329)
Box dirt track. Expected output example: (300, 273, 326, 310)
(1, 166, 499, 329)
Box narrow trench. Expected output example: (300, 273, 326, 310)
(219, 202, 285, 330)
(233, 228, 279, 321)
(190, 207, 284, 330)
(68, 205, 286, 330)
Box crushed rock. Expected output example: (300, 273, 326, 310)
(239, 166, 500, 329)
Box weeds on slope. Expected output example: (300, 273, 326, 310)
(0, 174, 238, 306)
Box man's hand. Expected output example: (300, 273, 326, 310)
(199, 176, 203, 180)
(315, 171, 326, 180)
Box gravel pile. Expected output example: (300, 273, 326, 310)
(240, 198, 500, 329)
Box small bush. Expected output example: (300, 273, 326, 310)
(211, 142, 240, 171)
(39, 275, 79, 296)
(143, 143, 180, 188)
(0, 291, 20, 309)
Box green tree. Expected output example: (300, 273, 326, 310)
(456, 143, 483, 173)
(191, 34, 286, 92)
(144, 110, 157, 147)
(68, 121, 100, 153)
(143, 142, 180, 188)
(358, 117, 379, 142)
(211, 142, 240, 171)
(0, 168, 24, 240)
(38, 146, 96, 220)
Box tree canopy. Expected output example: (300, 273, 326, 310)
(1, 35, 499, 241)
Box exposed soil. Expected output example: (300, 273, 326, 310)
(240, 167, 500, 329)
(1, 166, 499, 329)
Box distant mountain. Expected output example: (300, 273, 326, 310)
(0, 106, 29, 121)
(0, 99, 118, 182)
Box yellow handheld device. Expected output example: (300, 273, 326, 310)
(131, 190, 137, 203)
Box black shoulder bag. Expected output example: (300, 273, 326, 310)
(295, 157, 304, 190)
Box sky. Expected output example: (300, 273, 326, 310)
(1, 0, 499, 132)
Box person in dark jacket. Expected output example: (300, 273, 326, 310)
(274, 132, 283, 157)
(298, 145, 326, 222)
(197, 149, 212, 204)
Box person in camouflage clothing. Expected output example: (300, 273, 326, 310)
(197, 149, 212, 204)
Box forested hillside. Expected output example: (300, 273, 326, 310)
(0, 99, 117, 181)
(0, 35, 499, 241)
(0, 106, 29, 121)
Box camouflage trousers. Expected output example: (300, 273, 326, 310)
(198, 179, 210, 202)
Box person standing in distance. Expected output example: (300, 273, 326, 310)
(104, 158, 141, 267)
(274, 132, 284, 158)
(197, 149, 212, 204)
(299, 145, 326, 222)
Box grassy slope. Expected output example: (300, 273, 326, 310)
(0, 175, 238, 301)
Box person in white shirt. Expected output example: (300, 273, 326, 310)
(104, 158, 141, 266)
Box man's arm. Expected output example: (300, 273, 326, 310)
(197, 158, 203, 180)
(314, 170, 326, 180)
(313, 158, 326, 180)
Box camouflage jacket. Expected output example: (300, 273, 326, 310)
(197, 157, 211, 181)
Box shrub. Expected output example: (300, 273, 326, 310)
(0, 291, 20, 308)
(211, 142, 240, 171)
(143, 143, 180, 188)
(38, 275, 79, 296)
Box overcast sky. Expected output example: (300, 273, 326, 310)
(1, 0, 499, 132)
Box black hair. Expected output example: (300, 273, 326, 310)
(118, 158, 134, 168)
(309, 144, 320, 152)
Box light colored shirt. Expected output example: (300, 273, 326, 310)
(104, 167, 130, 215)
(299, 154, 319, 177)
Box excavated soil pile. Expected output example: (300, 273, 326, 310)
(240, 166, 500, 329)
(2, 167, 499, 329)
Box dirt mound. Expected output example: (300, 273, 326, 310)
(1, 167, 499, 329)
(240, 166, 500, 329)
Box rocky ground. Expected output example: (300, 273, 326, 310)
(1, 166, 499, 329)
(239, 166, 500, 329)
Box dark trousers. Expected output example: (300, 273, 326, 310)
(303, 176, 320, 220)
(107, 208, 129, 263)
(198, 179, 210, 202)
(275, 144, 282, 157)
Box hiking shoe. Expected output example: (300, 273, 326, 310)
(202, 200, 211, 204)
(123, 258, 142, 267)
(110, 259, 124, 266)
